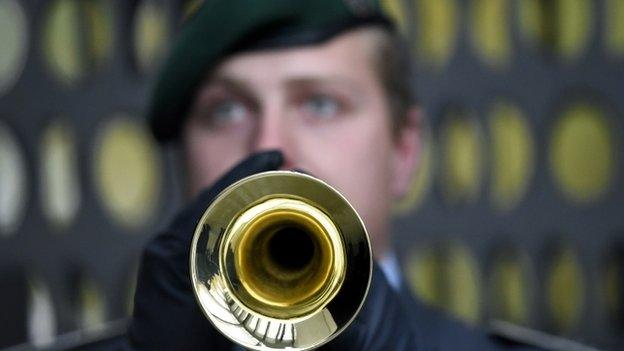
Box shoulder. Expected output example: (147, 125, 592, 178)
(396, 286, 545, 351)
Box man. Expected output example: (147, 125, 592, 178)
(125, 0, 540, 349)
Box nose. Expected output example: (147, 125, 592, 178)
(251, 110, 295, 169)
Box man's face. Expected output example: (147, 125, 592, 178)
(182, 28, 419, 257)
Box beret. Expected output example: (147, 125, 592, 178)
(147, 0, 393, 143)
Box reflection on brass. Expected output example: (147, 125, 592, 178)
(190, 171, 372, 350)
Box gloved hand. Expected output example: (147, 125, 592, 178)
(126, 150, 284, 350)
(125, 149, 423, 350)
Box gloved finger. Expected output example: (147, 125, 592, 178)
(128, 150, 284, 350)
(291, 167, 310, 175)
(139, 150, 285, 288)
(205, 149, 284, 203)
(169, 149, 284, 242)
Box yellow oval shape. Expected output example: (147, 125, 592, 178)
(547, 247, 584, 332)
(381, 0, 409, 33)
(471, 0, 512, 68)
(0, 0, 28, 94)
(133, 0, 170, 73)
(550, 103, 615, 204)
(440, 113, 483, 205)
(605, 0, 624, 57)
(406, 242, 482, 324)
(43, 0, 113, 84)
(0, 121, 28, 236)
(393, 123, 434, 214)
(40, 120, 80, 230)
(415, 0, 458, 68)
(489, 102, 534, 211)
(518, 0, 592, 62)
(405, 244, 443, 308)
(94, 116, 161, 229)
(446, 243, 481, 324)
(77, 275, 106, 331)
(488, 249, 532, 324)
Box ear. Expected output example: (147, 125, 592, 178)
(391, 106, 422, 199)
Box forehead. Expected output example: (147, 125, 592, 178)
(208, 29, 380, 86)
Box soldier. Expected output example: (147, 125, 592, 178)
(125, 1, 541, 349)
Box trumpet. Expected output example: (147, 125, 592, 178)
(190, 171, 372, 350)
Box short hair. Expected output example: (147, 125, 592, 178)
(364, 27, 417, 135)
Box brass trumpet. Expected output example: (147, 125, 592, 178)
(190, 171, 372, 350)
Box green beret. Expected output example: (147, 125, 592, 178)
(148, 0, 393, 143)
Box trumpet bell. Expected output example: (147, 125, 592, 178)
(190, 171, 372, 350)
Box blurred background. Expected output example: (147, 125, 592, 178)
(0, 0, 622, 349)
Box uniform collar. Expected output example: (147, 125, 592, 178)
(378, 251, 402, 291)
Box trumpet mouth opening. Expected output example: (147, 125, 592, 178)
(247, 218, 330, 299)
(268, 225, 315, 272)
(223, 198, 346, 320)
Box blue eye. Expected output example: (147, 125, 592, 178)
(302, 95, 342, 119)
(210, 99, 250, 125)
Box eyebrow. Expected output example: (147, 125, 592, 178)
(204, 74, 365, 96)
(284, 77, 365, 94)
(199, 76, 256, 98)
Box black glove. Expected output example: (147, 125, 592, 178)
(125, 151, 284, 350)
(125, 149, 423, 350)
